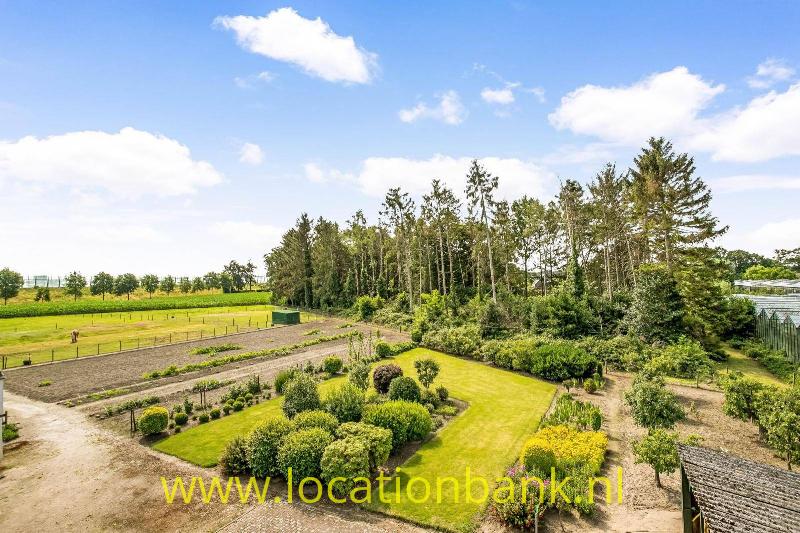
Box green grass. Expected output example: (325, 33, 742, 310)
(0, 305, 318, 367)
(153, 348, 556, 532)
(0, 291, 272, 318)
(721, 345, 789, 387)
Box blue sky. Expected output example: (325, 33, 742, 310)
(1, 1, 799, 276)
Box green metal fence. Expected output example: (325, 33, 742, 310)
(755, 310, 800, 363)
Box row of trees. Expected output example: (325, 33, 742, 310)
(0, 260, 260, 303)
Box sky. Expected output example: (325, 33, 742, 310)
(1, 1, 799, 277)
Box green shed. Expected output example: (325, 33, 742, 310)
(272, 309, 301, 325)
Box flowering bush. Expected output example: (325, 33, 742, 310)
(520, 425, 607, 477)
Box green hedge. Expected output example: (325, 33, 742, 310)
(0, 291, 272, 318)
(362, 400, 433, 451)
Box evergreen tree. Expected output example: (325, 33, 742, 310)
(465, 160, 499, 303)
(625, 264, 686, 342)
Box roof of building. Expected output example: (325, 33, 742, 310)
(678, 445, 800, 532)
(734, 279, 800, 290)
(736, 294, 800, 328)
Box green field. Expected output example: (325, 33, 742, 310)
(153, 348, 556, 532)
(0, 305, 316, 367)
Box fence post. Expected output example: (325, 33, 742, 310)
(137, 338, 140, 349)
(76, 345, 79, 358)
(225, 326, 228, 335)
(119, 340, 122, 352)
(169, 333, 172, 344)
(97, 344, 100, 355)
(51, 349, 54, 363)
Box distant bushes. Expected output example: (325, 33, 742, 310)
(543, 394, 603, 431)
(477, 336, 597, 381)
(0, 291, 272, 319)
(190, 344, 241, 356)
(422, 325, 482, 358)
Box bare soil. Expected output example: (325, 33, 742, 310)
(3, 319, 400, 403)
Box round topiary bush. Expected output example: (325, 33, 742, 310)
(198, 413, 210, 424)
(374, 341, 393, 359)
(336, 422, 392, 470)
(388, 376, 421, 402)
(323, 356, 343, 375)
(373, 364, 403, 394)
(435, 385, 449, 402)
(174, 412, 189, 426)
(324, 382, 365, 423)
(210, 408, 221, 420)
(247, 416, 296, 478)
(277, 427, 334, 482)
(232, 400, 244, 412)
(282, 373, 321, 419)
(583, 378, 597, 394)
(293, 409, 339, 433)
(321, 437, 371, 496)
(219, 435, 250, 475)
(138, 406, 169, 435)
(362, 400, 433, 451)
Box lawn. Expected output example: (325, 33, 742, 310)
(722, 345, 789, 387)
(0, 305, 317, 367)
(153, 348, 556, 532)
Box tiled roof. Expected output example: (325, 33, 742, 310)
(678, 445, 800, 532)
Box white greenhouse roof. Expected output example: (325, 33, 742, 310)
(734, 279, 800, 290)
(737, 294, 800, 328)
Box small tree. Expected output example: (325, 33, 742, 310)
(414, 358, 440, 389)
(140, 274, 159, 298)
(624, 264, 686, 343)
(0, 267, 24, 304)
(762, 388, 800, 470)
(632, 430, 701, 487)
(64, 271, 87, 301)
(625, 376, 685, 430)
(191, 277, 205, 292)
(160, 275, 176, 295)
(113, 273, 139, 300)
(90, 272, 114, 300)
(178, 277, 192, 294)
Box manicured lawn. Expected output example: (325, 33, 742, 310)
(154, 348, 556, 532)
(722, 345, 788, 387)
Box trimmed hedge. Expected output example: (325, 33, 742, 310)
(138, 406, 169, 435)
(388, 376, 421, 402)
(421, 325, 482, 358)
(362, 400, 433, 451)
(293, 410, 339, 433)
(277, 427, 334, 482)
(322, 356, 343, 374)
(335, 422, 392, 470)
(324, 383, 365, 423)
(247, 417, 296, 478)
(321, 437, 371, 496)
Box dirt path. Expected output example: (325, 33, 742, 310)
(0, 392, 428, 533)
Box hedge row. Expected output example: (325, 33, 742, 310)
(143, 332, 356, 379)
(0, 291, 272, 318)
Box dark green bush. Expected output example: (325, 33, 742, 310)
(323, 356, 343, 374)
(282, 373, 321, 418)
(435, 385, 449, 402)
(335, 422, 392, 470)
(529, 292, 598, 339)
(232, 400, 244, 412)
(321, 437, 371, 496)
(388, 376, 421, 402)
(277, 427, 334, 482)
(198, 413, 210, 424)
(138, 406, 169, 435)
(219, 435, 250, 475)
(373, 364, 403, 394)
(274, 369, 298, 394)
(324, 382, 365, 422)
(174, 412, 189, 426)
(247, 417, 296, 478)
(293, 409, 339, 433)
(374, 341, 393, 359)
(362, 400, 433, 451)
(210, 408, 221, 420)
(527, 341, 597, 381)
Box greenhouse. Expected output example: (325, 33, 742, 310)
(733, 279, 800, 294)
(739, 295, 800, 362)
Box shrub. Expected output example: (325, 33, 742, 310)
(353, 295, 383, 321)
(274, 369, 298, 394)
(324, 383, 365, 423)
(232, 400, 244, 412)
(2, 422, 20, 442)
(388, 376, 421, 402)
(529, 292, 598, 339)
(579, 335, 653, 372)
(247, 417, 295, 478)
(174, 412, 189, 426)
(246, 374, 263, 395)
(722, 375, 766, 422)
(183, 398, 194, 415)
(373, 364, 403, 394)
(210, 408, 221, 420)
(414, 358, 440, 389)
(335, 422, 393, 470)
(435, 385, 449, 402)
(277, 427, 334, 482)
(293, 409, 339, 433)
(320, 437, 371, 496)
(198, 413, 210, 424)
(527, 341, 597, 381)
(490, 472, 544, 529)
(282, 373, 321, 418)
(323, 356, 343, 375)
(362, 400, 433, 451)
(741, 339, 799, 382)
(222, 404, 232, 415)
(348, 359, 371, 390)
(543, 394, 603, 431)
(374, 341, 393, 359)
(645, 338, 712, 379)
(583, 378, 597, 394)
(138, 406, 169, 435)
(624, 377, 685, 429)
(219, 435, 249, 475)
(421, 325, 482, 358)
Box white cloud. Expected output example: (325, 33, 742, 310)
(209, 220, 284, 250)
(549, 66, 725, 145)
(748, 58, 794, 89)
(526, 87, 546, 103)
(0, 127, 222, 198)
(712, 174, 800, 193)
(309, 155, 555, 200)
(234, 71, 275, 89)
(303, 162, 326, 183)
(215, 7, 377, 84)
(723, 218, 800, 256)
(481, 87, 515, 105)
(398, 91, 467, 125)
(238, 142, 264, 165)
(689, 83, 800, 162)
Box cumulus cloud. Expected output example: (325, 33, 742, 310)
(238, 142, 264, 165)
(712, 174, 800, 193)
(549, 66, 725, 145)
(748, 58, 794, 89)
(481, 87, 515, 105)
(398, 91, 467, 125)
(723, 218, 800, 256)
(550, 65, 800, 162)
(0, 127, 223, 198)
(215, 7, 377, 84)
(306, 155, 555, 200)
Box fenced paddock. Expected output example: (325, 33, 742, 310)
(740, 295, 800, 362)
